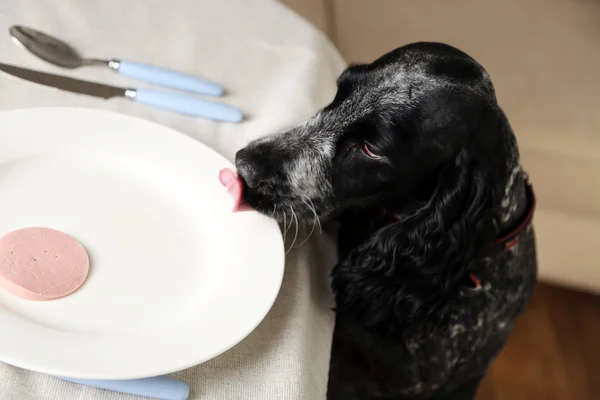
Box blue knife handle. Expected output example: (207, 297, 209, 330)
(131, 88, 243, 122)
(58, 375, 190, 400)
(114, 60, 223, 96)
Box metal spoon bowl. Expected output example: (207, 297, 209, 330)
(9, 25, 108, 68)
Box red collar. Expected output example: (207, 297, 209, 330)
(383, 175, 536, 289)
(483, 176, 536, 256)
(471, 177, 535, 289)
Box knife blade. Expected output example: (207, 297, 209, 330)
(0, 62, 125, 99)
(0, 62, 243, 122)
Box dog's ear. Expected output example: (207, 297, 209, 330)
(332, 149, 495, 339)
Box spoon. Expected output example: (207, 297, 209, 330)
(9, 25, 223, 96)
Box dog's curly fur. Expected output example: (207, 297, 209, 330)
(235, 42, 537, 399)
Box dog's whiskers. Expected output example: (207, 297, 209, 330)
(294, 198, 320, 248)
(307, 197, 322, 235)
(282, 211, 287, 242)
(271, 204, 277, 219)
(285, 210, 294, 234)
(285, 206, 299, 255)
(282, 206, 294, 244)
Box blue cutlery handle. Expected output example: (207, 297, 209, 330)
(115, 60, 223, 96)
(132, 88, 243, 122)
(58, 375, 190, 400)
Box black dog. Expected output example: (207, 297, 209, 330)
(235, 42, 537, 399)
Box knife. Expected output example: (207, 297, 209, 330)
(0, 62, 243, 122)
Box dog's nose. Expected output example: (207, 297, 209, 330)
(235, 147, 263, 189)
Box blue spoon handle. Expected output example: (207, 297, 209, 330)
(127, 88, 243, 122)
(58, 375, 190, 400)
(112, 59, 223, 96)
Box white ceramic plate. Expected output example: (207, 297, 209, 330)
(0, 108, 284, 380)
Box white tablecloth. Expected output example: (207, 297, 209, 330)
(0, 1, 346, 398)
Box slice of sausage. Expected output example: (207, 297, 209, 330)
(0, 227, 90, 301)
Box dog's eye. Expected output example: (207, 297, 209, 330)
(361, 142, 382, 159)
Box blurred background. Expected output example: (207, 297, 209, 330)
(279, 0, 600, 399)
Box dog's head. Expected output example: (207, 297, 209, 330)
(236, 42, 520, 339)
(235, 42, 509, 224)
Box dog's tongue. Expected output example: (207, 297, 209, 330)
(219, 168, 253, 212)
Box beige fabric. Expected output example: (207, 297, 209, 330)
(281, 0, 331, 35)
(534, 209, 600, 294)
(0, 0, 346, 398)
(288, 0, 600, 293)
